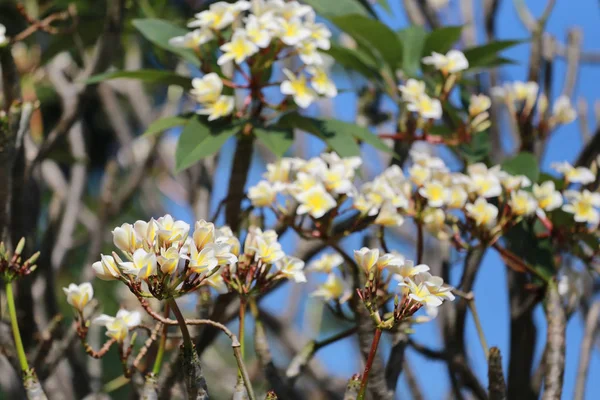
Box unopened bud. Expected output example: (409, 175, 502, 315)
(26, 251, 40, 265)
(15, 237, 25, 256)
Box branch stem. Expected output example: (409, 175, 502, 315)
(167, 299, 192, 352)
(152, 303, 169, 375)
(357, 328, 383, 400)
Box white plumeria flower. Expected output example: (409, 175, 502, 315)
(509, 190, 537, 216)
(169, 29, 214, 49)
(409, 164, 431, 186)
(319, 163, 354, 195)
(189, 1, 244, 30)
(306, 18, 331, 50)
(112, 223, 139, 254)
(248, 180, 283, 207)
(307, 66, 337, 98)
(551, 95, 576, 125)
(187, 244, 219, 274)
(198, 95, 235, 121)
(447, 186, 468, 209)
(311, 273, 350, 303)
(264, 158, 294, 183)
(376, 253, 405, 270)
(93, 309, 141, 342)
(277, 256, 306, 283)
(218, 29, 259, 65)
(193, 220, 215, 251)
(280, 69, 317, 109)
(551, 161, 595, 184)
(245, 14, 275, 48)
(401, 278, 443, 307)
(297, 40, 323, 65)
(469, 94, 491, 117)
(496, 171, 531, 191)
(465, 197, 499, 228)
(279, 1, 312, 21)
(251, 237, 285, 264)
(120, 248, 157, 279)
(278, 17, 311, 46)
(158, 246, 181, 275)
(295, 185, 337, 218)
(134, 219, 158, 248)
(0, 25, 7, 47)
(407, 95, 443, 119)
(422, 50, 469, 74)
(211, 242, 238, 265)
(390, 260, 429, 281)
(512, 81, 539, 102)
(309, 253, 344, 273)
(468, 172, 502, 198)
(410, 150, 446, 170)
(562, 190, 600, 225)
(191, 73, 223, 104)
(156, 214, 190, 245)
(321, 152, 362, 170)
(63, 283, 94, 312)
(532, 181, 563, 212)
(354, 247, 380, 274)
(374, 202, 404, 227)
(415, 272, 455, 301)
(289, 172, 318, 195)
(399, 79, 426, 102)
(419, 181, 449, 208)
(92, 254, 121, 281)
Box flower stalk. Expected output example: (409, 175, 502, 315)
(357, 328, 383, 400)
(5, 280, 29, 372)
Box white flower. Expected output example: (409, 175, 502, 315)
(112, 223, 139, 254)
(562, 190, 600, 224)
(198, 95, 235, 121)
(215, 228, 241, 258)
(376, 253, 405, 270)
(93, 309, 141, 342)
(120, 249, 157, 280)
(297, 40, 323, 65)
(264, 158, 294, 183)
(134, 219, 158, 248)
(447, 186, 468, 209)
(409, 164, 431, 186)
(469, 94, 491, 117)
(158, 246, 181, 275)
(156, 214, 190, 245)
(319, 163, 354, 195)
(389, 260, 429, 280)
(401, 278, 443, 307)
(509, 190, 537, 216)
(0, 25, 7, 47)
(468, 171, 502, 198)
(374, 202, 404, 227)
(277, 18, 311, 46)
(551, 161, 595, 184)
(307, 66, 337, 98)
(206, 273, 229, 294)
(422, 50, 469, 74)
(169, 29, 214, 49)
(309, 253, 344, 273)
(295, 185, 337, 218)
(187, 244, 219, 274)
(465, 197, 499, 228)
(280, 69, 317, 109)
(532, 181, 563, 211)
(311, 273, 350, 303)
(191, 73, 223, 104)
(248, 180, 282, 207)
(245, 14, 275, 48)
(419, 181, 449, 208)
(354, 247, 380, 274)
(399, 79, 426, 102)
(218, 29, 259, 65)
(193, 220, 215, 251)
(415, 272, 455, 301)
(410, 150, 446, 169)
(277, 256, 306, 283)
(189, 2, 244, 30)
(407, 95, 443, 119)
(63, 283, 94, 312)
(279, 1, 312, 21)
(423, 208, 448, 239)
(251, 237, 285, 264)
(306, 19, 331, 50)
(92, 254, 121, 281)
(512, 81, 539, 102)
(551, 95, 576, 125)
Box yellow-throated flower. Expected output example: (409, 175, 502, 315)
(562, 190, 600, 225)
(93, 309, 141, 342)
(280, 69, 317, 109)
(465, 197, 499, 228)
(63, 282, 94, 312)
(295, 184, 337, 218)
(218, 29, 259, 65)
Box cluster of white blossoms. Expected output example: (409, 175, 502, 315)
(551, 161, 600, 224)
(248, 152, 362, 218)
(171, 0, 337, 116)
(492, 81, 576, 126)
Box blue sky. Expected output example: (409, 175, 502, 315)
(167, 1, 600, 398)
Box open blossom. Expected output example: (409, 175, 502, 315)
(63, 283, 94, 312)
(469, 94, 491, 117)
(551, 95, 576, 125)
(280, 69, 316, 109)
(264, 158, 294, 183)
(417, 272, 455, 301)
(354, 247, 380, 274)
(295, 185, 337, 218)
(93, 309, 141, 342)
(112, 223, 139, 254)
(187, 244, 219, 273)
(277, 256, 306, 283)
(193, 220, 215, 251)
(169, 28, 214, 49)
(307, 66, 337, 98)
(189, 1, 248, 30)
(218, 29, 259, 65)
(422, 50, 469, 74)
(401, 278, 443, 307)
(532, 181, 563, 211)
(244, 14, 276, 48)
(311, 273, 351, 303)
(407, 94, 443, 119)
(374, 202, 405, 227)
(447, 186, 468, 208)
(198, 95, 235, 121)
(409, 164, 431, 186)
(551, 161, 595, 184)
(158, 246, 181, 275)
(156, 214, 190, 245)
(120, 248, 157, 280)
(390, 260, 429, 280)
(278, 17, 311, 46)
(509, 190, 537, 216)
(399, 79, 426, 102)
(465, 197, 499, 228)
(306, 18, 331, 50)
(423, 208, 449, 239)
(92, 254, 121, 280)
(512, 81, 539, 102)
(319, 163, 354, 195)
(563, 190, 600, 224)
(309, 253, 344, 273)
(467, 164, 502, 198)
(191, 73, 223, 104)
(252, 237, 285, 264)
(248, 180, 282, 207)
(419, 181, 449, 208)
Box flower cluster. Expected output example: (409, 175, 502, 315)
(171, 0, 337, 117)
(0, 238, 40, 282)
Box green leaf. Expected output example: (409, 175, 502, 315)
(175, 118, 240, 171)
(324, 45, 382, 81)
(502, 152, 539, 183)
(505, 221, 555, 281)
(341, 121, 394, 155)
(86, 70, 193, 88)
(457, 131, 490, 163)
(397, 26, 427, 76)
(143, 116, 190, 137)
(423, 26, 463, 56)
(463, 40, 523, 69)
(254, 127, 294, 157)
(332, 14, 403, 68)
(132, 19, 200, 66)
(303, 0, 373, 17)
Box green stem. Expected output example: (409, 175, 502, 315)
(5, 280, 29, 372)
(357, 328, 382, 400)
(168, 299, 192, 352)
(239, 297, 247, 360)
(152, 303, 170, 375)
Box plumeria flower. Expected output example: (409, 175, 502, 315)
(191, 73, 223, 104)
(509, 190, 537, 216)
(468, 171, 502, 198)
(376, 253, 405, 270)
(409, 164, 431, 186)
(216, 227, 241, 257)
(244, 14, 275, 48)
(306, 18, 331, 50)
(447, 186, 468, 209)
(295, 185, 337, 218)
(218, 29, 259, 65)
(277, 256, 307, 283)
(193, 220, 215, 251)
(264, 158, 294, 183)
(309, 253, 344, 273)
(187, 244, 219, 274)
(120, 249, 157, 280)
(134, 219, 158, 249)
(399, 79, 426, 102)
(251, 237, 286, 264)
(532, 181, 563, 212)
(512, 81, 539, 102)
(419, 181, 449, 208)
(279, 1, 313, 20)
(319, 163, 354, 195)
(551, 95, 576, 125)
(389, 260, 429, 281)
(92, 254, 121, 281)
(248, 180, 282, 207)
(469, 94, 491, 117)
(321, 152, 362, 170)
(198, 95, 235, 121)
(112, 223, 139, 254)
(0, 25, 7, 47)
(551, 161, 595, 184)
(63, 283, 94, 312)
(407, 94, 443, 119)
(311, 273, 351, 303)
(169, 29, 214, 49)
(422, 50, 469, 74)
(93, 309, 141, 342)
(496, 172, 531, 191)
(562, 190, 600, 225)
(189, 1, 245, 30)
(401, 278, 443, 307)
(374, 202, 405, 227)
(278, 18, 311, 45)
(465, 197, 499, 228)
(307, 66, 337, 98)
(415, 272, 455, 301)
(158, 246, 181, 275)
(297, 40, 323, 65)
(423, 208, 449, 239)
(410, 150, 446, 170)
(280, 69, 317, 109)
(156, 214, 190, 245)
(354, 247, 380, 274)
